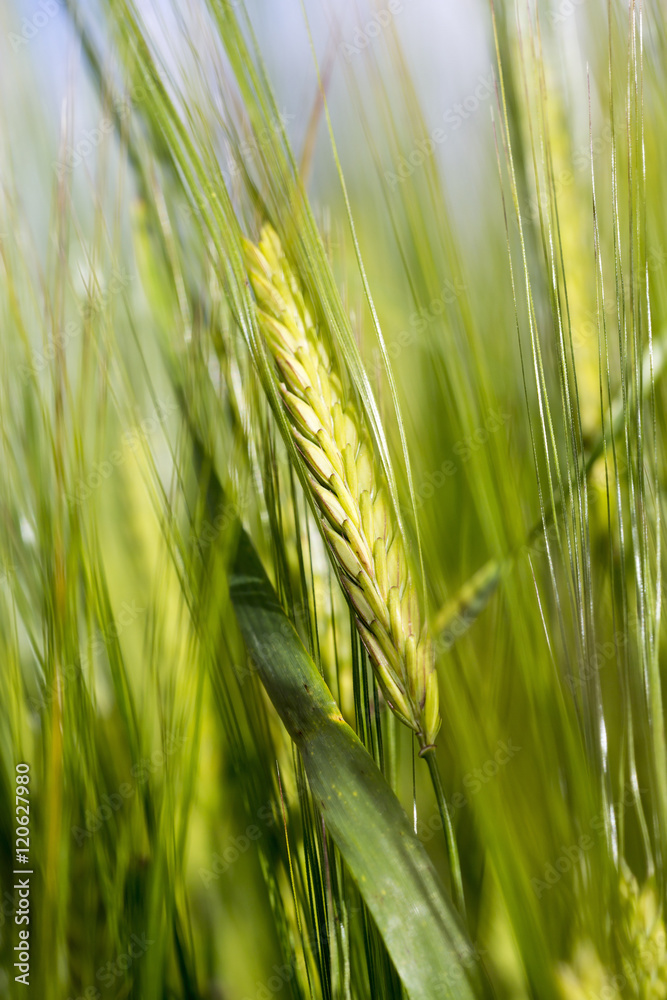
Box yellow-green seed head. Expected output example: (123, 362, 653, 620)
(243, 225, 441, 748)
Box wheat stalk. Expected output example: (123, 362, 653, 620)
(242, 225, 440, 751)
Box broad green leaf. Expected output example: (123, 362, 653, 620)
(230, 529, 482, 1000)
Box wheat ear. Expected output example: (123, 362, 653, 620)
(242, 225, 440, 750)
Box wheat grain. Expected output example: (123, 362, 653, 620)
(556, 870, 667, 999)
(243, 225, 440, 749)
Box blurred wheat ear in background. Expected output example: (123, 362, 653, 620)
(0, 0, 667, 998)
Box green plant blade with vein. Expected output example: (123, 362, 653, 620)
(229, 527, 481, 1000)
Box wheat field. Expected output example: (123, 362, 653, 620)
(0, 1, 666, 998)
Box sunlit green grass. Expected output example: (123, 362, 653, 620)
(0, 1, 666, 998)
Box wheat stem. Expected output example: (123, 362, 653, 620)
(423, 747, 466, 920)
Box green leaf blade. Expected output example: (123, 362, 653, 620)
(230, 529, 481, 1000)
